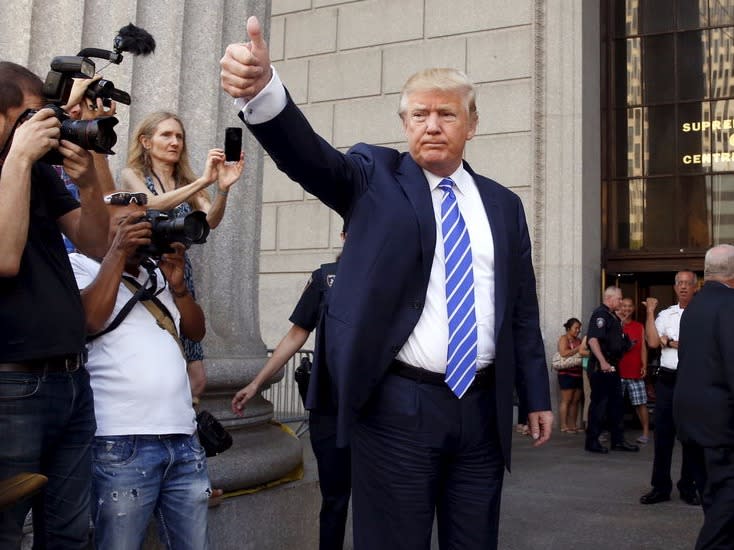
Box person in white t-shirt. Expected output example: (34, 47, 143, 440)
(639, 270, 704, 507)
(69, 201, 210, 550)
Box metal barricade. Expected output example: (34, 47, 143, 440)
(262, 349, 313, 436)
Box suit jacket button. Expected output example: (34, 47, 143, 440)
(412, 301, 423, 309)
(390, 346, 400, 354)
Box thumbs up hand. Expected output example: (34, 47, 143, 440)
(220, 16, 272, 100)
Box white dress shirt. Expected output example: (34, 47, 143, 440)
(396, 168, 495, 372)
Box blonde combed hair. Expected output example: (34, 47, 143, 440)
(398, 68, 478, 121)
(127, 111, 197, 188)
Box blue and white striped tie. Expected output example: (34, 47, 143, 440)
(438, 178, 478, 398)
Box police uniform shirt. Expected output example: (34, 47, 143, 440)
(289, 263, 337, 332)
(586, 304, 624, 364)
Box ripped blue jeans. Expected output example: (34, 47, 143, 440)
(92, 433, 211, 550)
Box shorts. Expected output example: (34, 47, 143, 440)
(558, 373, 582, 390)
(620, 378, 647, 406)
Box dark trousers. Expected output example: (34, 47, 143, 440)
(0, 368, 96, 549)
(309, 412, 351, 550)
(586, 370, 625, 446)
(651, 376, 703, 495)
(351, 372, 505, 550)
(696, 447, 734, 550)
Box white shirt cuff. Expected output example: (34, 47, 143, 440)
(234, 67, 287, 125)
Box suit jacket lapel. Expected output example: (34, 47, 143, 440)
(465, 161, 507, 339)
(396, 155, 436, 287)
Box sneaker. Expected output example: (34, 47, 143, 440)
(636, 435, 649, 444)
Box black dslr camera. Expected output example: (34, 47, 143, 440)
(136, 210, 210, 260)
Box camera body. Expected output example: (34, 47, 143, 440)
(136, 210, 210, 259)
(26, 56, 120, 165)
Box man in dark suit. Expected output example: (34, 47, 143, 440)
(674, 244, 734, 550)
(220, 16, 552, 550)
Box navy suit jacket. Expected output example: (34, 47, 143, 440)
(244, 95, 550, 468)
(674, 280, 734, 448)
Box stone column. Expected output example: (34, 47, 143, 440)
(185, 0, 303, 492)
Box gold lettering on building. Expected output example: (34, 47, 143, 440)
(681, 118, 734, 132)
(681, 118, 734, 165)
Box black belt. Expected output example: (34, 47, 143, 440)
(390, 359, 495, 388)
(657, 366, 677, 379)
(0, 354, 83, 374)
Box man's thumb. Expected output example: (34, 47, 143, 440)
(246, 16, 267, 50)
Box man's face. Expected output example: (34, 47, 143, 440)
(674, 271, 696, 304)
(401, 89, 477, 177)
(619, 298, 635, 321)
(606, 289, 622, 311)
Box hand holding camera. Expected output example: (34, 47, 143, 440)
(158, 242, 187, 293)
(57, 140, 96, 188)
(108, 209, 152, 260)
(8, 108, 60, 164)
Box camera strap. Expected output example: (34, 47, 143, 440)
(119, 277, 185, 357)
(86, 266, 184, 357)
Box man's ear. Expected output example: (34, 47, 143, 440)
(466, 115, 478, 142)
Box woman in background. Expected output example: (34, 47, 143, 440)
(557, 318, 585, 433)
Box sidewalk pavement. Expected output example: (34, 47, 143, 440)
(301, 425, 702, 549)
(499, 429, 702, 549)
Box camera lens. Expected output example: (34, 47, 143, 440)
(60, 117, 118, 154)
(183, 213, 209, 243)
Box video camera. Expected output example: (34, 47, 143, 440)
(23, 24, 155, 165)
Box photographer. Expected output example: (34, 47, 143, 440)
(69, 200, 211, 549)
(0, 61, 109, 548)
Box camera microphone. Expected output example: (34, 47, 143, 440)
(113, 24, 156, 57)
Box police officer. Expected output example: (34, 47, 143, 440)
(232, 249, 349, 550)
(585, 286, 639, 454)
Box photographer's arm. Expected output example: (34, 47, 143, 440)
(79, 213, 151, 333)
(231, 324, 311, 415)
(0, 109, 60, 276)
(57, 141, 109, 258)
(642, 298, 662, 349)
(79, 246, 126, 333)
(83, 98, 117, 196)
(0, 154, 33, 277)
(159, 243, 205, 342)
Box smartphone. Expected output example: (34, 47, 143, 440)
(104, 192, 148, 206)
(224, 127, 243, 162)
